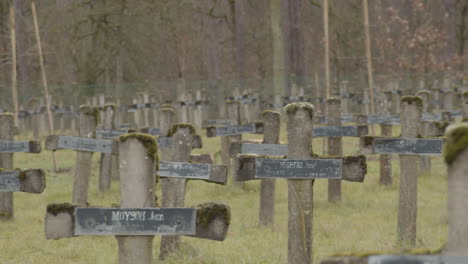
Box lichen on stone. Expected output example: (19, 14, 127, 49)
(79, 105, 100, 125)
(226, 100, 240, 105)
(262, 110, 280, 117)
(284, 102, 314, 119)
(195, 202, 231, 228)
(160, 103, 173, 108)
(463, 91, 468, 99)
(47, 203, 76, 216)
(160, 107, 174, 114)
(103, 104, 117, 112)
(0, 113, 14, 117)
(327, 97, 340, 104)
(401, 96, 423, 111)
(167, 123, 196, 137)
(443, 124, 468, 165)
(119, 132, 158, 161)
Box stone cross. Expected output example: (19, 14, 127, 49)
(0, 113, 42, 220)
(44, 133, 231, 264)
(206, 100, 263, 186)
(159, 124, 227, 259)
(229, 110, 282, 227)
(46, 106, 118, 205)
(233, 102, 367, 264)
(360, 96, 445, 246)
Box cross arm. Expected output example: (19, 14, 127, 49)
(233, 154, 366, 182)
(45, 135, 119, 154)
(45, 202, 231, 241)
(0, 169, 45, 193)
(0, 140, 41, 153)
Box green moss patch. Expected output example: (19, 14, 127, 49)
(327, 97, 340, 104)
(47, 203, 76, 216)
(0, 113, 13, 118)
(226, 100, 240, 105)
(119, 132, 158, 161)
(167, 123, 196, 137)
(284, 102, 314, 119)
(79, 105, 100, 125)
(195, 202, 231, 228)
(444, 124, 468, 165)
(160, 107, 174, 114)
(262, 110, 280, 117)
(103, 104, 117, 112)
(401, 96, 423, 111)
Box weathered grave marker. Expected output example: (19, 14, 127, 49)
(0, 113, 42, 220)
(206, 101, 264, 186)
(233, 103, 367, 264)
(379, 91, 393, 184)
(159, 123, 223, 259)
(229, 110, 282, 226)
(361, 97, 426, 245)
(45, 106, 114, 205)
(45, 133, 231, 264)
(98, 104, 118, 191)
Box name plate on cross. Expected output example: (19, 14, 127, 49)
(0, 171, 20, 192)
(74, 208, 196, 236)
(57, 136, 114, 153)
(367, 115, 400, 125)
(255, 158, 343, 179)
(0, 141, 40, 153)
(215, 123, 256, 136)
(365, 138, 444, 155)
(96, 129, 128, 139)
(241, 143, 288, 156)
(313, 125, 368, 138)
(158, 162, 210, 180)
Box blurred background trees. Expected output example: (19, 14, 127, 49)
(0, 0, 466, 108)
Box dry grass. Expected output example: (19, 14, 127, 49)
(0, 125, 447, 263)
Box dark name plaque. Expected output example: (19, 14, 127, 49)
(157, 137, 173, 149)
(57, 136, 114, 153)
(74, 208, 196, 236)
(255, 158, 342, 179)
(215, 123, 256, 136)
(158, 162, 210, 180)
(96, 129, 128, 139)
(0, 171, 20, 192)
(368, 255, 468, 264)
(241, 143, 288, 156)
(367, 115, 400, 125)
(374, 138, 443, 155)
(0, 141, 31, 153)
(313, 126, 367, 138)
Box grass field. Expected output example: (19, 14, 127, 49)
(0, 125, 448, 263)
